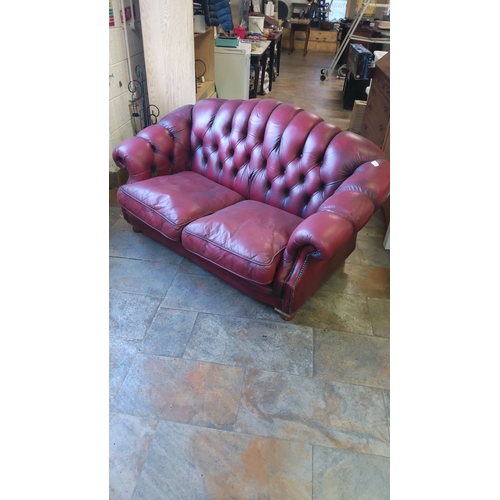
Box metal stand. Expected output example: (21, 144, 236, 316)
(128, 65, 160, 134)
(320, 0, 390, 81)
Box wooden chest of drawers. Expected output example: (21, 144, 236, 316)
(360, 52, 390, 157)
(281, 28, 338, 53)
(360, 52, 390, 227)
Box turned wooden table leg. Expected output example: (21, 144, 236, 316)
(304, 26, 310, 56)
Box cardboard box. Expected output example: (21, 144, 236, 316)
(374, 20, 390, 30)
(348, 100, 367, 134)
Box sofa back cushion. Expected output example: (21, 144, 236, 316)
(160, 98, 386, 219)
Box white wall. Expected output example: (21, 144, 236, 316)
(109, 0, 146, 175)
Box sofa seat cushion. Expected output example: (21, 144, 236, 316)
(117, 171, 245, 241)
(182, 200, 304, 285)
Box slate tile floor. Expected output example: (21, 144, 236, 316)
(109, 50, 390, 499)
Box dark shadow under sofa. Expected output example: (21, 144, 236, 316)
(112, 98, 390, 320)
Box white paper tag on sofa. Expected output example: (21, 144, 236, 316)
(371, 161, 379, 167)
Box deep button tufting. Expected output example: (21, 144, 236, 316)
(280, 167, 286, 175)
(213, 144, 218, 151)
(232, 167, 239, 177)
(319, 181, 326, 190)
(150, 144, 157, 153)
(284, 187, 290, 197)
(300, 174, 306, 183)
(267, 180, 272, 190)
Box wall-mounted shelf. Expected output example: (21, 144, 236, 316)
(194, 27, 217, 100)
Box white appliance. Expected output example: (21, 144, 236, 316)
(214, 43, 251, 100)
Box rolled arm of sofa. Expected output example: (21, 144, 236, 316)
(112, 104, 194, 184)
(113, 124, 188, 183)
(284, 212, 354, 264)
(335, 158, 390, 212)
(283, 184, 383, 263)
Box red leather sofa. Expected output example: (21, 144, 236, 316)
(112, 98, 389, 319)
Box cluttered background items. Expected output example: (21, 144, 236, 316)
(195, 0, 281, 37)
(194, 0, 234, 34)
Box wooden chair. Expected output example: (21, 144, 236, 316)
(288, 19, 311, 56)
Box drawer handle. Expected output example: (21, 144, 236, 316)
(378, 124, 385, 131)
(385, 87, 390, 94)
(382, 105, 388, 112)
(367, 103, 373, 110)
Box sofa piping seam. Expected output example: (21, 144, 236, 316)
(119, 191, 186, 231)
(182, 229, 286, 268)
(182, 246, 275, 286)
(288, 252, 315, 314)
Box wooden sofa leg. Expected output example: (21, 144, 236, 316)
(274, 308, 295, 321)
(132, 226, 142, 233)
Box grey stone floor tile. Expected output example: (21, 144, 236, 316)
(292, 291, 373, 335)
(183, 313, 313, 376)
(177, 258, 213, 276)
(109, 256, 178, 297)
(357, 209, 387, 239)
(109, 207, 122, 229)
(109, 412, 158, 500)
(236, 369, 389, 456)
(110, 354, 245, 430)
(110, 337, 142, 396)
(140, 308, 198, 358)
(132, 420, 312, 500)
(322, 264, 390, 299)
(345, 247, 361, 265)
(111, 216, 132, 231)
(314, 330, 390, 389)
(313, 446, 389, 500)
(356, 236, 390, 268)
(110, 230, 183, 264)
(255, 302, 286, 322)
(368, 297, 390, 338)
(109, 290, 163, 340)
(161, 272, 261, 318)
(383, 390, 390, 431)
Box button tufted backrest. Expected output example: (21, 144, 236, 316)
(157, 98, 387, 219)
